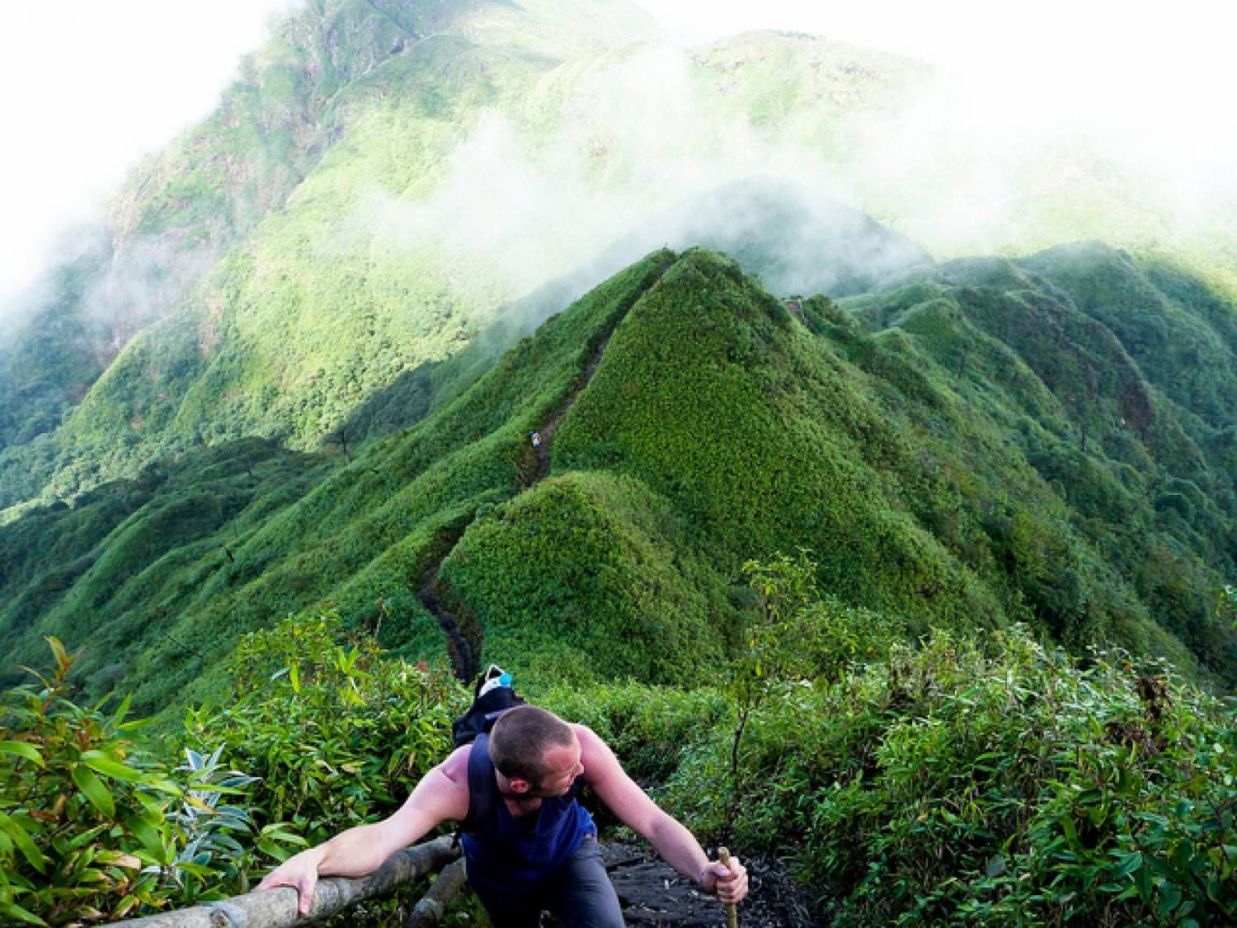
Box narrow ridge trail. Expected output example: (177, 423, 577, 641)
(529, 327, 614, 483)
(566, 843, 816, 927)
(415, 268, 666, 682)
(407, 268, 816, 926)
(417, 556, 477, 681)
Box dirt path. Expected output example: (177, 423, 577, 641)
(416, 286, 650, 680)
(418, 559, 479, 681)
(529, 329, 615, 481)
(584, 842, 817, 928)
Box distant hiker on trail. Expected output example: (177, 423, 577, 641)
(258, 704, 748, 926)
(529, 430, 542, 450)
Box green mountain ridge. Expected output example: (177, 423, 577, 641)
(0, 0, 1232, 717)
(1, 6, 1235, 923)
(14, 0, 1230, 517)
(2, 243, 1232, 725)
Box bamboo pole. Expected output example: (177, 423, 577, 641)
(106, 836, 460, 927)
(718, 847, 738, 928)
(404, 857, 468, 927)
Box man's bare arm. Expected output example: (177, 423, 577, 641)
(575, 725, 748, 904)
(258, 745, 471, 914)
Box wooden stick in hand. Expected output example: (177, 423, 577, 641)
(718, 846, 738, 928)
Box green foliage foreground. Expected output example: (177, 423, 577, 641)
(0, 622, 462, 926)
(4, 564, 1235, 926)
(0, 639, 302, 926)
(555, 556, 1236, 927)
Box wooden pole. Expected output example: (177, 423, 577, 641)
(106, 836, 460, 927)
(405, 857, 468, 928)
(718, 847, 738, 928)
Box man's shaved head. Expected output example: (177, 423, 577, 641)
(489, 705, 575, 783)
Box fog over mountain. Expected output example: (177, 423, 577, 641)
(3, 0, 1234, 331)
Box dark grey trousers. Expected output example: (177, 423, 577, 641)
(468, 835, 626, 928)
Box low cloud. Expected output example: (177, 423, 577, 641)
(356, 43, 931, 336)
(356, 24, 1236, 343)
(80, 236, 218, 363)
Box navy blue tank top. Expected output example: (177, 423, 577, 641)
(460, 733, 595, 897)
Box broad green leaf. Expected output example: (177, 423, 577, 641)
(1059, 815, 1078, 844)
(259, 823, 308, 846)
(71, 764, 116, 818)
(184, 793, 219, 813)
(140, 778, 184, 798)
(65, 823, 109, 851)
(0, 900, 49, 927)
(125, 813, 171, 865)
(81, 750, 143, 782)
(0, 741, 43, 767)
(1113, 851, 1143, 878)
(1159, 882, 1183, 917)
(0, 813, 47, 874)
(113, 895, 141, 919)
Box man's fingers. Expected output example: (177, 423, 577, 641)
(255, 869, 317, 917)
(714, 856, 749, 904)
(296, 873, 318, 916)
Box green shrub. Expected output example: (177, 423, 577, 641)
(668, 625, 1235, 926)
(0, 639, 298, 925)
(541, 682, 728, 785)
(186, 613, 468, 844)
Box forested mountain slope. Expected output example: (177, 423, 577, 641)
(11, 0, 1225, 518)
(2, 245, 1232, 723)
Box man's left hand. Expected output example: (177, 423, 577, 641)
(700, 856, 749, 904)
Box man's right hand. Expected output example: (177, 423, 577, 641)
(257, 848, 323, 916)
(251, 747, 470, 918)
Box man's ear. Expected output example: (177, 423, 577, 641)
(506, 776, 532, 794)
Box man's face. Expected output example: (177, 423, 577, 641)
(528, 735, 584, 798)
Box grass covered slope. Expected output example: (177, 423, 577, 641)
(1, 243, 1233, 723)
(552, 250, 1003, 630)
(0, 251, 676, 714)
(411, 247, 1233, 688)
(0, 0, 660, 512)
(6, 0, 1237, 524)
(841, 247, 1235, 675)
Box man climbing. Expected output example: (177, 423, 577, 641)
(258, 704, 748, 926)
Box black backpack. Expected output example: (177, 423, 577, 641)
(451, 664, 524, 747)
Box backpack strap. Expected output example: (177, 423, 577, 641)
(463, 733, 496, 835)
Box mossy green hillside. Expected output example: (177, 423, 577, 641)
(556, 249, 1007, 631)
(2, 243, 1233, 726)
(0, 1, 661, 512)
(439, 470, 733, 687)
(8, 0, 1237, 523)
(558, 249, 1229, 677)
(0, 439, 329, 696)
(0, 251, 674, 715)
(840, 254, 1234, 675)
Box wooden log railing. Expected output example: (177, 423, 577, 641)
(107, 836, 463, 928)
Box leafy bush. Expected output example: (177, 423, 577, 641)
(0, 639, 297, 926)
(186, 613, 468, 844)
(668, 623, 1236, 927)
(542, 682, 728, 785)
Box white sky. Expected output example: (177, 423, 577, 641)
(0, 0, 1232, 317)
